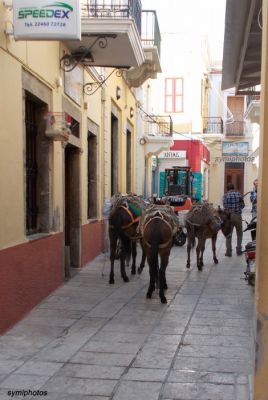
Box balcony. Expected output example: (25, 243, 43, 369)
(245, 93, 261, 124)
(62, 0, 145, 69)
(224, 121, 247, 137)
(141, 115, 173, 157)
(126, 10, 161, 87)
(203, 117, 223, 134)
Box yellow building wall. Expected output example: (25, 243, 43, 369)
(0, 51, 26, 248)
(0, 29, 138, 250)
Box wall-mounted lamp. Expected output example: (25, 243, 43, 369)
(130, 107, 134, 118)
(116, 86, 121, 100)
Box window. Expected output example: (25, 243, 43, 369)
(165, 78, 183, 113)
(87, 131, 98, 219)
(25, 92, 50, 235)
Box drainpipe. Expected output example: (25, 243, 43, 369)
(144, 157, 148, 199)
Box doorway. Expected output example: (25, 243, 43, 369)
(224, 162, 244, 194)
(226, 96, 244, 136)
(126, 128, 132, 193)
(64, 143, 81, 278)
(25, 92, 50, 235)
(111, 113, 119, 196)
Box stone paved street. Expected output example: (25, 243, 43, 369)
(0, 228, 255, 400)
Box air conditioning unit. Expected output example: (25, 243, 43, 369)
(45, 112, 71, 141)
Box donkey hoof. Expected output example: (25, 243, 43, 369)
(214, 258, 219, 264)
(146, 291, 152, 299)
(109, 278, 115, 284)
(197, 265, 203, 271)
(137, 267, 143, 275)
(161, 296, 167, 304)
(122, 276, 129, 282)
(186, 263, 190, 269)
(131, 269, 136, 275)
(164, 283, 168, 290)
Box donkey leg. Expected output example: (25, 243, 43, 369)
(138, 241, 146, 274)
(199, 236, 206, 267)
(200, 245, 205, 267)
(159, 252, 169, 303)
(146, 259, 156, 299)
(109, 233, 117, 284)
(131, 241, 137, 275)
(109, 258, 115, 284)
(120, 255, 129, 282)
(212, 235, 218, 264)
(186, 238, 191, 269)
(196, 241, 203, 271)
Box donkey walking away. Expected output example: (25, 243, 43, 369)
(140, 205, 179, 303)
(185, 203, 232, 270)
(108, 194, 147, 284)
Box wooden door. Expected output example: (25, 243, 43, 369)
(224, 162, 244, 194)
(226, 96, 244, 135)
(227, 96, 244, 119)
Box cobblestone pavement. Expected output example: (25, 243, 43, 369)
(0, 228, 255, 400)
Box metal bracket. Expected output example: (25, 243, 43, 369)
(83, 69, 125, 96)
(60, 34, 117, 72)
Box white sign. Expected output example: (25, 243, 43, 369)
(13, 0, 81, 40)
(222, 141, 249, 156)
(158, 150, 186, 159)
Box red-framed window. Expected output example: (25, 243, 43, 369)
(164, 77, 184, 113)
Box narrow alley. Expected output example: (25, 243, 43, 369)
(0, 227, 255, 400)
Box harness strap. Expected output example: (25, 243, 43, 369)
(144, 236, 173, 249)
(109, 205, 140, 230)
(186, 219, 201, 227)
(143, 215, 174, 249)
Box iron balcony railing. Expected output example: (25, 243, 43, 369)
(246, 94, 260, 109)
(203, 117, 223, 134)
(224, 121, 247, 136)
(144, 115, 173, 137)
(81, 0, 142, 34)
(141, 10, 161, 56)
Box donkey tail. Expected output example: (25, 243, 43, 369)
(150, 230, 160, 286)
(186, 222, 196, 249)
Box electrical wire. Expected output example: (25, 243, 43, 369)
(258, 8, 263, 30)
(137, 104, 197, 140)
(137, 104, 257, 156)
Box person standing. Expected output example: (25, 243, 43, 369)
(250, 178, 258, 218)
(223, 182, 245, 256)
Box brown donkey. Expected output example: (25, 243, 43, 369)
(108, 195, 146, 284)
(185, 204, 232, 270)
(140, 205, 179, 303)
